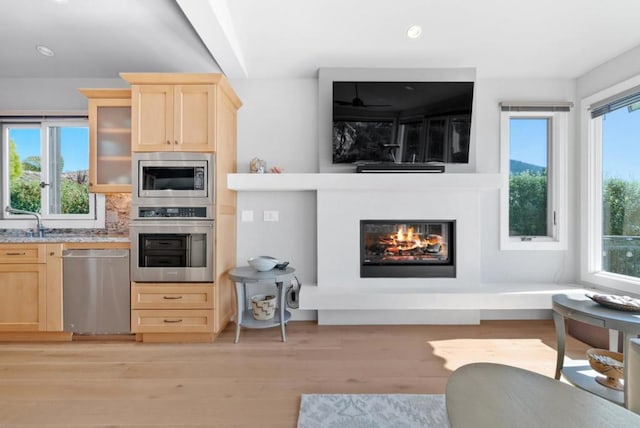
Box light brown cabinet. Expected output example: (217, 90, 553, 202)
(131, 283, 214, 335)
(122, 76, 217, 152)
(79, 89, 132, 193)
(121, 73, 242, 342)
(0, 243, 63, 332)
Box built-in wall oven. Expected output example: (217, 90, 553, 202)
(130, 219, 214, 282)
(130, 152, 215, 283)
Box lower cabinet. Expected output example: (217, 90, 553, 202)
(130, 282, 214, 337)
(0, 264, 46, 331)
(0, 243, 63, 332)
(131, 310, 214, 333)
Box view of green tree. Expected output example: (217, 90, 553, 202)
(61, 180, 89, 214)
(509, 171, 547, 236)
(9, 148, 88, 214)
(9, 139, 23, 180)
(22, 155, 41, 172)
(9, 179, 40, 212)
(603, 178, 640, 237)
(10, 178, 88, 214)
(509, 173, 640, 238)
(601, 177, 640, 277)
(508, 173, 640, 277)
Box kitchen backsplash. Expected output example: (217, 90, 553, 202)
(105, 193, 131, 232)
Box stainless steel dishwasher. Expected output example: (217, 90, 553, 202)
(63, 249, 130, 334)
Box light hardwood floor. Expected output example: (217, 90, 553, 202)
(0, 320, 590, 427)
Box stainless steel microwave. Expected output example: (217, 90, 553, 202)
(132, 152, 214, 205)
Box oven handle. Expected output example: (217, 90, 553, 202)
(129, 221, 214, 229)
(186, 234, 192, 267)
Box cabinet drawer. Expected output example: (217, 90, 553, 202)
(131, 284, 213, 309)
(131, 309, 213, 333)
(561, 310, 606, 328)
(0, 244, 45, 264)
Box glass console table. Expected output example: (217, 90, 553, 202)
(552, 293, 640, 408)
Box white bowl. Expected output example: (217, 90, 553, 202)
(248, 256, 279, 271)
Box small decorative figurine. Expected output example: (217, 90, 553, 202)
(250, 157, 266, 173)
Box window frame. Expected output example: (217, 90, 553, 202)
(1, 118, 105, 230)
(499, 107, 569, 251)
(581, 74, 640, 294)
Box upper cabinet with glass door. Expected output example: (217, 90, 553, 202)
(78, 88, 132, 193)
(121, 74, 241, 153)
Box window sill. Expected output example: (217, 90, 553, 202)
(581, 272, 640, 296)
(500, 238, 567, 251)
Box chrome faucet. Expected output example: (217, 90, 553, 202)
(5, 206, 44, 237)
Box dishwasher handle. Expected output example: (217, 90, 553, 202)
(62, 249, 129, 258)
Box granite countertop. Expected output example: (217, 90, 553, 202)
(0, 229, 130, 243)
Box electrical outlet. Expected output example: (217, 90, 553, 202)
(264, 210, 279, 222)
(241, 210, 254, 222)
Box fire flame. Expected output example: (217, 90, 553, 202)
(381, 228, 444, 255)
(391, 227, 422, 251)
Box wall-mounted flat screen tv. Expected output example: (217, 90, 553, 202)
(332, 81, 474, 165)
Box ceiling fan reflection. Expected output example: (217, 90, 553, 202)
(334, 83, 392, 108)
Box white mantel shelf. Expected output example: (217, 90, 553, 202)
(227, 173, 501, 191)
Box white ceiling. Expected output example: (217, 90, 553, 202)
(0, 0, 220, 78)
(3, 0, 640, 80)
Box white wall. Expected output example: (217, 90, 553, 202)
(230, 78, 319, 289)
(476, 78, 577, 284)
(231, 76, 578, 288)
(577, 44, 640, 99)
(0, 78, 127, 110)
(0, 74, 580, 290)
(230, 78, 318, 173)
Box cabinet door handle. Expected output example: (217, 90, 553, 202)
(163, 295, 183, 300)
(163, 319, 183, 323)
(166, 140, 171, 145)
(5, 252, 26, 256)
(174, 140, 178, 145)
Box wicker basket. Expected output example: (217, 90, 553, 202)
(251, 294, 276, 320)
(586, 348, 624, 390)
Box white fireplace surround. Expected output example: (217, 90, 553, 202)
(228, 172, 586, 324)
(317, 189, 479, 288)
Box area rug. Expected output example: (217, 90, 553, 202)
(297, 394, 450, 428)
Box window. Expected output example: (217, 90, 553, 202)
(399, 120, 424, 163)
(583, 76, 640, 292)
(499, 103, 570, 250)
(1, 118, 104, 230)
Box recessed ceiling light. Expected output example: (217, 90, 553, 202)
(36, 45, 55, 57)
(407, 25, 422, 39)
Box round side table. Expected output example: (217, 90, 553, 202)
(227, 266, 296, 343)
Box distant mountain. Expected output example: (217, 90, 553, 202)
(510, 160, 545, 175)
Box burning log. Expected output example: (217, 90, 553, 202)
(376, 230, 445, 259)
